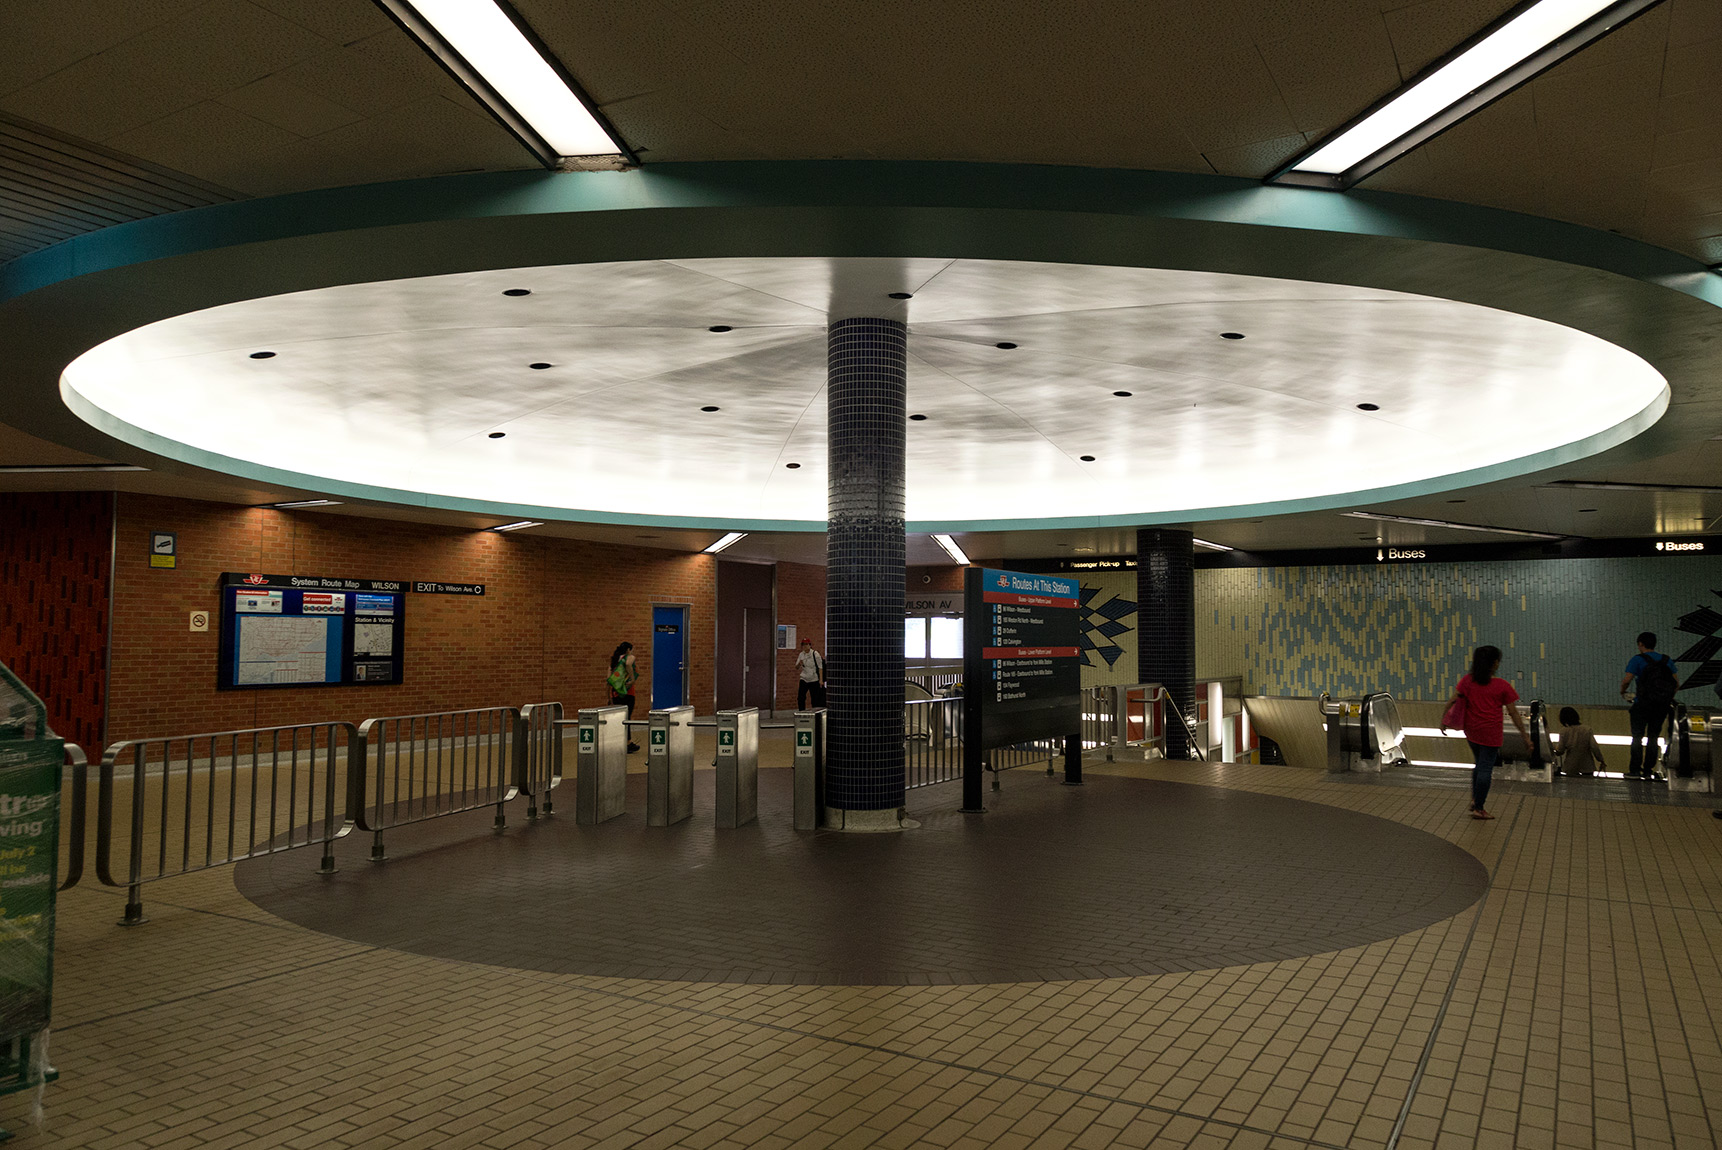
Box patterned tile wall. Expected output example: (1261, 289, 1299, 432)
(1195, 556, 1722, 707)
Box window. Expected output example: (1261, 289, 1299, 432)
(929, 616, 963, 659)
(903, 617, 927, 659)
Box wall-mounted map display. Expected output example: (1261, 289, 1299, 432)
(217, 574, 406, 690)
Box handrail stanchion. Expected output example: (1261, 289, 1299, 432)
(354, 707, 520, 860)
(58, 743, 88, 891)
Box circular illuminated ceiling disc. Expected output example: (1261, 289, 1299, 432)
(61, 257, 1668, 530)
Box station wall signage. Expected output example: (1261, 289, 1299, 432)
(217, 572, 406, 690)
(962, 567, 1083, 748)
(413, 581, 486, 595)
(1376, 547, 1428, 561)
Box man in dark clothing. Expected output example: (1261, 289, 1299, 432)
(1620, 631, 1680, 779)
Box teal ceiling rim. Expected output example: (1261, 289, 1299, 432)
(5, 161, 1719, 526)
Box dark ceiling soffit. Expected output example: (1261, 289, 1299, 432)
(370, 0, 637, 168)
(1267, 0, 1667, 192)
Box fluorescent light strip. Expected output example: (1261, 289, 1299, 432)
(1341, 511, 1563, 540)
(0, 463, 148, 473)
(1541, 480, 1722, 495)
(490, 520, 543, 532)
(1192, 537, 1234, 552)
(1273, 0, 1661, 188)
(381, 0, 628, 163)
(269, 499, 343, 509)
(931, 533, 971, 565)
(703, 532, 747, 554)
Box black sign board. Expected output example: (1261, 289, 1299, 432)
(962, 566, 1083, 748)
(217, 573, 406, 690)
(221, 572, 407, 592)
(413, 582, 486, 595)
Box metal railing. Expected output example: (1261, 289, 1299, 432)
(95, 722, 356, 925)
(905, 695, 962, 789)
(517, 702, 563, 819)
(988, 738, 1061, 786)
(353, 707, 521, 861)
(59, 742, 88, 892)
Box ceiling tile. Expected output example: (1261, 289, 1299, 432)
(103, 101, 306, 191)
(215, 74, 366, 139)
(1380, 0, 1519, 81)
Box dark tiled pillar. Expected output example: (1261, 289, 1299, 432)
(825, 317, 907, 823)
(1137, 527, 1195, 760)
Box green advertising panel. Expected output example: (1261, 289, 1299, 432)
(0, 665, 61, 1047)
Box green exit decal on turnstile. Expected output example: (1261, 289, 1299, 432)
(579, 728, 594, 745)
(650, 730, 666, 746)
(797, 731, 812, 747)
(718, 729, 735, 755)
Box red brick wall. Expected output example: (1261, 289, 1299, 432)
(0, 492, 112, 751)
(908, 565, 965, 593)
(107, 494, 718, 742)
(774, 560, 826, 710)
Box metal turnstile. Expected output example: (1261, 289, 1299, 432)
(1667, 705, 1715, 792)
(793, 709, 826, 830)
(715, 707, 759, 828)
(1317, 692, 1408, 773)
(646, 705, 695, 825)
(574, 705, 628, 825)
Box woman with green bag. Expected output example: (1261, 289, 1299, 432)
(607, 641, 640, 753)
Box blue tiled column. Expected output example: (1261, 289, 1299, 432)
(1137, 527, 1195, 760)
(825, 317, 906, 825)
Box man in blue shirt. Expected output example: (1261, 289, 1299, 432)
(1620, 631, 1680, 779)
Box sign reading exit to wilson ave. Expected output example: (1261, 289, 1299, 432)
(963, 567, 1083, 747)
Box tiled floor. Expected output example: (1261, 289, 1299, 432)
(10, 758, 1722, 1149)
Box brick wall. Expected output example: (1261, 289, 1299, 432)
(108, 494, 718, 742)
(775, 560, 826, 710)
(0, 491, 112, 750)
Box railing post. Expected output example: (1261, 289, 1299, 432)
(59, 744, 87, 891)
(1063, 733, 1083, 786)
(495, 708, 514, 831)
(122, 744, 148, 926)
(318, 724, 340, 875)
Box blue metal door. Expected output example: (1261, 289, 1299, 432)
(651, 605, 687, 708)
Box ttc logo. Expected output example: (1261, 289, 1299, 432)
(243, 574, 268, 585)
(995, 573, 1010, 589)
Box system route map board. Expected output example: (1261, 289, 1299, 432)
(217, 573, 407, 690)
(962, 567, 1083, 747)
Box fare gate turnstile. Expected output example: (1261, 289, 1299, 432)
(1317, 692, 1408, 773)
(646, 705, 695, 825)
(574, 705, 628, 825)
(715, 707, 759, 828)
(793, 709, 826, 830)
(1498, 700, 1556, 782)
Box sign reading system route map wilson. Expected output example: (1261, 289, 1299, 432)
(963, 567, 1083, 748)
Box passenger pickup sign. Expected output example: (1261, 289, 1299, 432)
(963, 567, 1084, 748)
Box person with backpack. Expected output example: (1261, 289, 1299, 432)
(1620, 631, 1680, 780)
(795, 638, 826, 710)
(607, 641, 641, 753)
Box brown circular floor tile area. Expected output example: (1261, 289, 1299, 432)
(235, 771, 1488, 984)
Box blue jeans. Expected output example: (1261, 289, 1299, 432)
(1468, 741, 1499, 810)
(1629, 704, 1670, 776)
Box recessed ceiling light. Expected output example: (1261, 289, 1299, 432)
(377, 0, 631, 164)
(1079, 455, 1096, 462)
(1073, 547, 1095, 553)
(1541, 480, 1722, 495)
(909, 414, 928, 421)
(490, 520, 542, 532)
(502, 288, 531, 296)
(700, 406, 720, 413)
(1579, 507, 1598, 513)
(1113, 391, 1133, 397)
(1446, 499, 1466, 504)
(0, 463, 149, 473)
(785, 462, 801, 469)
(488, 431, 506, 439)
(931, 534, 970, 565)
(888, 292, 913, 300)
(995, 342, 1017, 349)
(708, 325, 732, 332)
(703, 531, 747, 554)
(249, 351, 276, 359)
(1220, 332, 1245, 340)
(1193, 538, 1234, 551)
(1341, 510, 1562, 540)
(268, 499, 342, 509)
(1356, 403, 1380, 411)
(1269, 0, 1660, 189)
(528, 362, 552, 369)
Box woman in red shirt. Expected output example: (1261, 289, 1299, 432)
(1444, 645, 1532, 821)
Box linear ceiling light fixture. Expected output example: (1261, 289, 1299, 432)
(1192, 538, 1235, 552)
(1270, 0, 1664, 190)
(931, 534, 971, 565)
(374, 0, 633, 167)
(1341, 511, 1563, 540)
(1541, 480, 1722, 495)
(703, 532, 747, 554)
(490, 519, 543, 532)
(0, 463, 149, 473)
(268, 499, 343, 509)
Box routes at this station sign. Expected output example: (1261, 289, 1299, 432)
(963, 567, 1083, 747)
